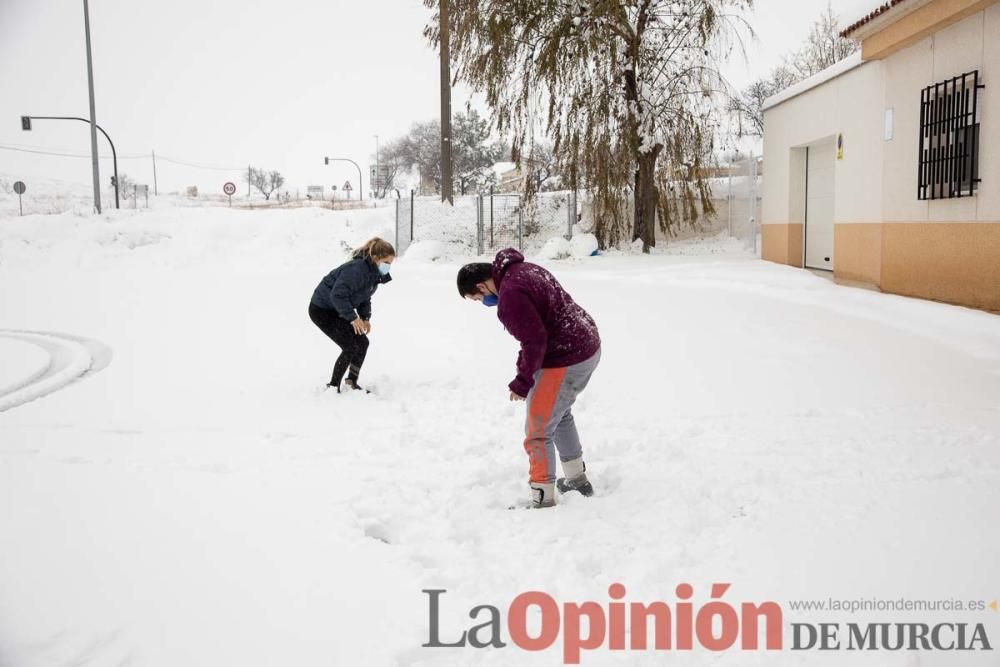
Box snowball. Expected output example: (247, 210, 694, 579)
(570, 233, 599, 258)
(538, 236, 572, 260)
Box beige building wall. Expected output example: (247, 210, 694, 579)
(762, 0, 1000, 311)
(762, 60, 884, 271)
(977, 3, 1000, 218)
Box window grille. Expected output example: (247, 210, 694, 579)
(918, 70, 984, 200)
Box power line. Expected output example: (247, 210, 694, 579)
(0, 144, 245, 170)
(0, 144, 146, 159)
(154, 155, 244, 171)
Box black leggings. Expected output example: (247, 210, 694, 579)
(309, 303, 369, 386)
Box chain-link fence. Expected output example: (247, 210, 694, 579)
(477, 193, 522, 253)
(721, 154, 763, 255)
(394, 163, 761, 256)
(394, 195, 413, 255)
(395, 190, 578, 257)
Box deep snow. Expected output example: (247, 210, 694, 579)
(1, 202, 999, 667)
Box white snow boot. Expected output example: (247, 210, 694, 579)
(556, 457, 594, 497)
(531, 481, 556, 508)
(508, 482, 556, 509)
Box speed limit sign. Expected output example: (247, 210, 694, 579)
(223, 181, 237, 207)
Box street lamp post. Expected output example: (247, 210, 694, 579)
(21, 115, 120, 209)
(82, 0, 101, 213)
(323, 157, 363, 202)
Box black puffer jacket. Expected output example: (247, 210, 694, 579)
(310, 257, 391, 321)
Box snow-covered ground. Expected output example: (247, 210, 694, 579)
(0, 337, 50, 396)
(1, 202, 999, 667)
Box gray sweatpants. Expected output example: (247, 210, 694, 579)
(523, 348, 601, 484)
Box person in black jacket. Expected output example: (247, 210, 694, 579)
(309, 237, 395, 392)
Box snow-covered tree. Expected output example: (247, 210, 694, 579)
(371, 139, 407, 198)
(453, 109, 504, 194)
(728, 66, 796, 137)
(394, 110, 502, 194)
(109, 173, 135, 200)
(789, 3, 858, 80)
(246, 167, 284, 200)
(729, 4, 857, 138)
(428, 0, 750, 250)
(526, 141, 559, 191)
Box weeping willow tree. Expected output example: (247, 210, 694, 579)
(425, 0, 750, 250)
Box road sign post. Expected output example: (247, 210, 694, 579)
(343, 180, 353, 201)
(223, 181, 236, 207)
(13, 181, 26, 216)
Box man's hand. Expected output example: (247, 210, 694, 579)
(509, 391, 525, 402)
(363, 320, 372, 334)
(351, 318, 366, 335)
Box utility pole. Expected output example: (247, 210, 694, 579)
(82, 0, 101, 213)
(438, 0, 454, 204)
(152, 149, 158, 195)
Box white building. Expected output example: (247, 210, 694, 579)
(762, 0, 999, 311)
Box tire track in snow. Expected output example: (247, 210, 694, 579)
(0, 330, 112, 413)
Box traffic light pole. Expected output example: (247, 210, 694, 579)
(22, 115, 119, 209)
(323, 157, 363, 202)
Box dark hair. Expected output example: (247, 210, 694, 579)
(456, 263, 493, 297)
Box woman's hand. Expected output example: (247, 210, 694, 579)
(509, 391, 525, 402)
(363, 320, 372, 334)
(351, 318, 366, 335)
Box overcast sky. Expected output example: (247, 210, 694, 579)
(0, 0, 881, 197)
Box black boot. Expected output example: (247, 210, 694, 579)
(556, 457, 594, 497)
(343, 378, 370, 394)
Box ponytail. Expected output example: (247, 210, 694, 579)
(352, 237, 396, 261)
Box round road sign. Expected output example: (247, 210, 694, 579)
(223, 182, 237, 196)
(13, 181, 26, 195)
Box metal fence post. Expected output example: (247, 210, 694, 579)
(476, 193, 483, 255)
(748, 151, 757, 255)
(573, 190, 578, 237)
(517, 197, 524, 250)
(489, 185, 495, 249)
(566, 192, 573, 239)
(727, 164, 733, 238)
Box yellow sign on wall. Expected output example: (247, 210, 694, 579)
(837, 133, 844, 160)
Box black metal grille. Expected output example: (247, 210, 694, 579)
(918, 70, 984, 200)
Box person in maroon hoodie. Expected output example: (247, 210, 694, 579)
(457, 248, 601, 509)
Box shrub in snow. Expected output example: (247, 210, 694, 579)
(570, 233, 598, 258)
(538, 236, 571, 260)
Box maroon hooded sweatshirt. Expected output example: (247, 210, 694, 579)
(492, 248, 601, 396)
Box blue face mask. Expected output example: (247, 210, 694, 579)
(482, 294, 498, 307)
(378, 262, 392, 276)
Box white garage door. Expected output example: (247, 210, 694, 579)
(805, 141, 836, 271)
